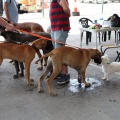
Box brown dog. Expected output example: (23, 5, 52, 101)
(0, 38, 47, 86)
(35, 46, 102, 96)
(12, 22, 45, 32)
(1, 17, 45, 32)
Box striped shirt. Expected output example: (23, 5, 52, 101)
(50, 0, 70, 31)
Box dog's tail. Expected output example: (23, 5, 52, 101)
(35, 52, 52, 64)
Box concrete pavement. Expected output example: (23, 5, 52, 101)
(0, 13, 120, 120)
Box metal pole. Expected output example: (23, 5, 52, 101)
(101, 0, 104, 14)
(42, 0, 44, 17)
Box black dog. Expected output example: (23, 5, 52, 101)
(0, 30, 53, 78)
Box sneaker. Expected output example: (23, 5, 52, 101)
(54, 73, 64, 80)
(47, 73, 64, 79)
(57, 74, 70, 85)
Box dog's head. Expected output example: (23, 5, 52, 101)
(1, 31, 14, 39)
(101, 54, 110, 64)
(88, 48, 102, 64)
(1, 30, 22, 42)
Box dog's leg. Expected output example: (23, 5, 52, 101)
(37, 62, 53, 93)
(43, 57, 48, 66)
(47, 65, 62, 96)
(77, 69, 82, 83)
(25, 62, 34, 86)
(0, 59, 3, 65)
(13, 61, 20, 79)
(106, 74, 109, 81)
(81, 69, 91, 87)
(46, 72, 60, 96)
(19, 62, 24, 77)
(36, 52, 43, 71)
(102, 73, 107, 80)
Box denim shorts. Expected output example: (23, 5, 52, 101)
(51, 30, 69, 48)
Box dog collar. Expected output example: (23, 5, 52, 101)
(107, 62, 110, 64)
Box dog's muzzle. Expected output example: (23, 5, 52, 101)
(94, 58, 101, 64)
(93, 53, 102, 64)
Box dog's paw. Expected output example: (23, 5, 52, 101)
(19, 73, 24, 77)
(77, 78, 81, 83)
(37, 67, 43, 70)
(50, 92, 57, 96)
(30, 79, 34, 82)
(28, 82, 34, 86)
(13, 75, 19, 79)
(27, 79, 34, 86)
(37, 88, 44, 93)
(85, 83, 91, 88)
(44, 63, 47, 66)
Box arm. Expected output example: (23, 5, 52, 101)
(0, 17, 15, 31)
(59, 0, 71, 17)
(4, 2, 10, 21)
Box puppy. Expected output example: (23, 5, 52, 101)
(0, 39, 47, 86)
(0, 30, 53, 78)
(101, 55, 120, 81)
(1, 31, 53, 68)
(0, 19, 45, 76)
(35, 47, 102, 96)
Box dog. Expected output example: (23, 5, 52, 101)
(0, 18, 45, 72)
(101, 55, 120, 81)
(1, 17, 45, 32)
(0, 39, 47, 86)
(35, 47, 102, 96)
(1, 30, 53, 67)
(0, 30, 53, 78)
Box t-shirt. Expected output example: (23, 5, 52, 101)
(2, 0, 18, 23)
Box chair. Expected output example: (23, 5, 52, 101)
(115, 50, 120, 62)
(102, 15, 120, 42)
(100, 30, 120, 58)
(79, 18, 100, 45)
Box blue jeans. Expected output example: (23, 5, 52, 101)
(51, 30, 69, 48)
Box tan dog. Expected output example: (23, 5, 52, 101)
(35, 46, 102, 96)
(0, 38, 47, 86)
(1, 17, 45, 65)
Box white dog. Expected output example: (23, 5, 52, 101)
(101, 55, 120, 80)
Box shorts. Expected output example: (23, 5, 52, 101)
(51, 29, 69, 48)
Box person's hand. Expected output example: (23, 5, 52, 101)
(5, 23, 15, 31)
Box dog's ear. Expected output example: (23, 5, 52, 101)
(93, 50, 102, 64)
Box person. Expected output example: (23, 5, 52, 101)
(0, 17, 15, 31)
(2, 0, 18, 23)
(49, 0, 71, 85)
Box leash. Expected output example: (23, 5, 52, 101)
(16, 29, 80, 49)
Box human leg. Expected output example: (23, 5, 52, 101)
(51, 30, 70, 84)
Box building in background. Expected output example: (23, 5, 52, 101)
(17, 0, 49, 13)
